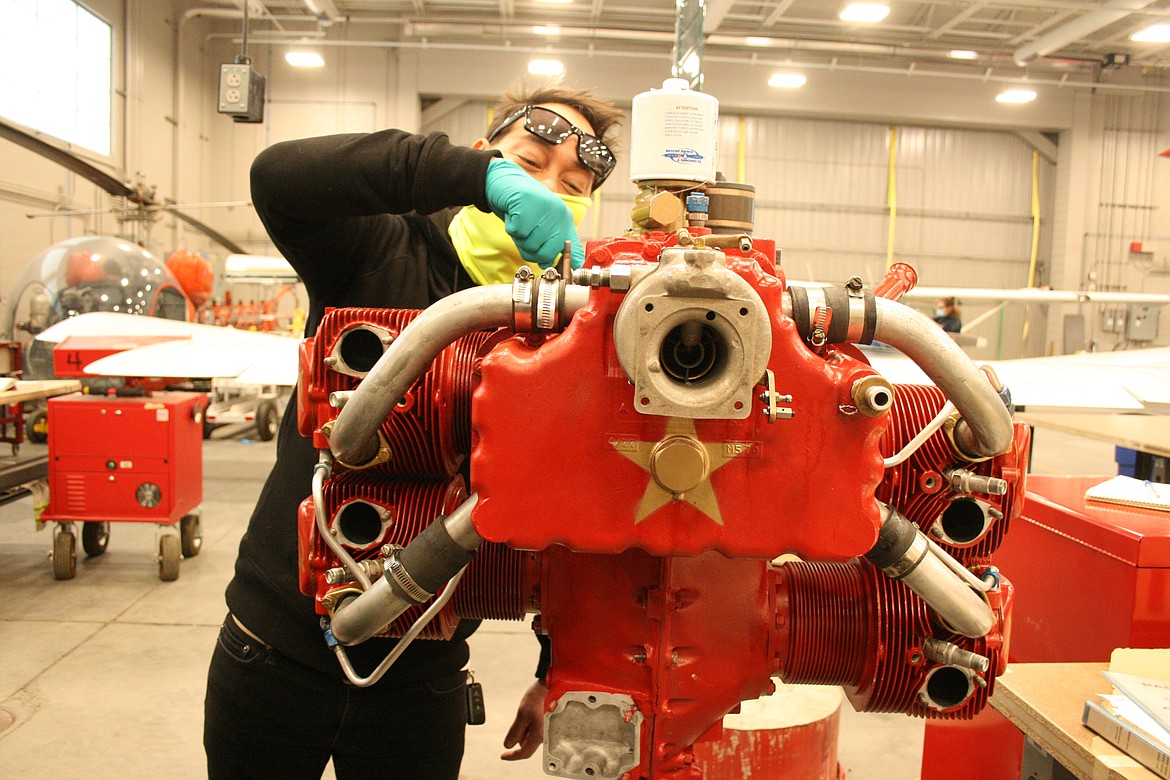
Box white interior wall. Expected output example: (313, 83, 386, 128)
(4, 5, 1170, 355)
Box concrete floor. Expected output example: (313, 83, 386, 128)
(0, 421, 1117, 779)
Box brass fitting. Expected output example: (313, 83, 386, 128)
(851, 375, 895, 418)
(632, 189, 685, 231)
(320, 420, 393, 470)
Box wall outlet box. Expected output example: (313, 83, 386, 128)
(1126, 304, 1159, 342)
(218, 62, 265, 124)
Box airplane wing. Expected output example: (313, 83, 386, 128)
(224, 254, 298, 280)
(35, 312, 300, 386)
(901, 287, 1170, 305)
(785, 280, 1170, 306)
(864, 343, 1170, 413)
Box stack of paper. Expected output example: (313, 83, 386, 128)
(1083, 650, 1170, 778)
(1084, 475, 1170, 512)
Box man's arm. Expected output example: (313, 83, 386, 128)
(249, 129, 496, 297)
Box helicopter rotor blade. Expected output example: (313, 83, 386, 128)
(0, 116, 137, 201)
(165, 207, 247, 255)
(3, 116, 250, 253)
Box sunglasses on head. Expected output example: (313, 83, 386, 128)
(487, 105, 616, 188)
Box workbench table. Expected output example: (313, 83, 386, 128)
(990, 662, 1161, 780)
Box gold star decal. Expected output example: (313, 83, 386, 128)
(610, 418, 753, 525)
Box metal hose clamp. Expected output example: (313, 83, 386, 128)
(384, 549, 431, 604)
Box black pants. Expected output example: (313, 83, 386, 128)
(204, 617, 467, 779)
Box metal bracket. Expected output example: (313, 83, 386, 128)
(759, 369, 794, 422)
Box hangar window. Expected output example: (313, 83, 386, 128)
(0, 0, 112, 155)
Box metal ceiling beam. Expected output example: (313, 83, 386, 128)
(763, 0, 796, 29)
(927, 2, 987, 40)
(1012, 0, 1156, 65)
(1016, 131, 1058, 164)
(703, 0, 736, 34)
(300, 0, 340, 23)
(673, 0, 706, 88)
(1009, 11, 1074, 46)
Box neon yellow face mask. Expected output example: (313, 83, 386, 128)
(449, 194, 591, 286)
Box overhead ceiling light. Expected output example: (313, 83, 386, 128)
(996, 88, 1037, 104)
(1131, 23, 1170, 43)
(285, 51, 324, 67)
(839, 3, 890, 23)
(528, 59, 565, 76)
(535, 0, 573, 4)
(949, 49, 978, 60)
(533, 25, 561, 36)
(746, 36, 772, 47)
(769, 72, 807, 88)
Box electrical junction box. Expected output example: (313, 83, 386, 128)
(1100, 306, 1126, 334)
(218, 61, 265, 123)
(1125, 304, 1159, 342)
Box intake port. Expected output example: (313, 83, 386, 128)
(933, 496, 994, 546)
(339, 327, 386, 374)
(919, 665, 975, 711)
(659, 316, 726, 385)
(332, 499, 391, 549)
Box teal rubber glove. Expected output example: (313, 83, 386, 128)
(484, 159, 585, 270)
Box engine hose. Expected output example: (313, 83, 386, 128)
(327, 283, 591, 466)
(866, 503, 995, 638)
(329, 493, 481, 646)
(329, 286, 515, 465)
(785, 287, 1013, 459)
(331, 566, 468, 687)
(872, 298, 1012, 459)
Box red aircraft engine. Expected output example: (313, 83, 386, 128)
(296, 227, 1027, 780)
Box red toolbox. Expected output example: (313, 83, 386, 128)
(41, 391, 207, 581)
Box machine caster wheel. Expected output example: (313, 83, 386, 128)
(180, 513, 202, 558)
(203, 420, 216, 440)
(27, 410, 48, 444)
(52, 530, 77, 580)
(158, 534, 181, 582)
(82, 522, 110, 557)
(255, 399, 278, 441)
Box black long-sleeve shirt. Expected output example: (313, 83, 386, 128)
(224, 130, 494, 681)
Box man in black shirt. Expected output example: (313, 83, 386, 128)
(203, 85, 623, 779)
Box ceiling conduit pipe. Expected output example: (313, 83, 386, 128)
(1012, 0, 1156, 66)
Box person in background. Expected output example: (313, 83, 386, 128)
(203, 83, 623, 780)
(934, 296, 962, 333)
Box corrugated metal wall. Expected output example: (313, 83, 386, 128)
(1082, 93, 1170, 348)
(426, 102, 1054, 358)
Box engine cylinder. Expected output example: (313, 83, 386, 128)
(772, 558, 1004, 718)
(878, 385, 1030, 561)
(308, 308, 490, 476)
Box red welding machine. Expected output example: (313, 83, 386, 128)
(41, 391, 205, 581)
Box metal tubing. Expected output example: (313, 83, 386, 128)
(332, 566, 469, 687)
(328, 284, 589, 465)
(897, 532, 995, 638)
(329, 570, 412, 646)
(329, 494, 481, 646)
(328, 286, 514, 465)
(872, 297, 1013, 459)
(870, 504, 995, 639)
(312, 453, 372, 590)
